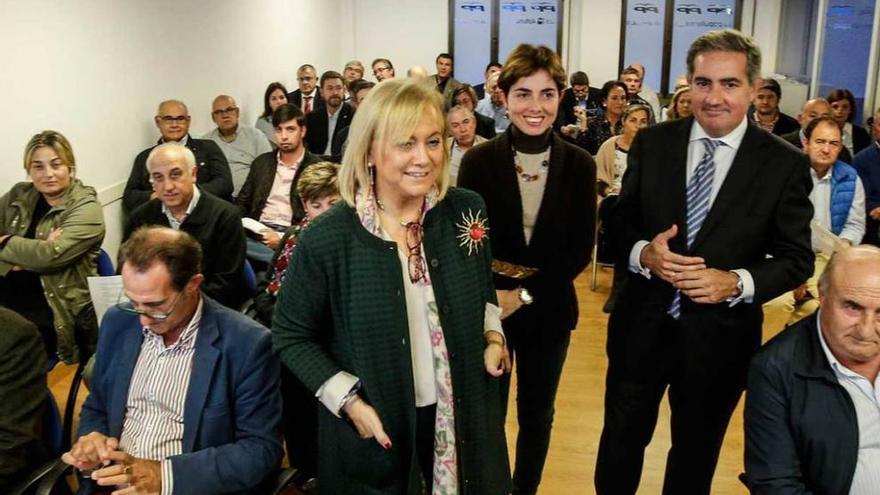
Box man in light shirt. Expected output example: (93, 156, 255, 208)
(446, 105, 486, 185)
(203, 95, 272, 197)
(476, 72, 510, 134)
(745, 245, 880, 494)
(62, 227, 282, 494)
(237, 104, 322, 264)
(764, 116, 865, 327)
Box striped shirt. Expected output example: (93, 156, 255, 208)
(817, 315, 880, 494)
(119, 298, 203, 495)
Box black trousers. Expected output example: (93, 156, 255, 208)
(415, 404, 437, 493)
(280, 366, 318, 479)
(500, 314, 571, 495)
(595, 314, 757, 495)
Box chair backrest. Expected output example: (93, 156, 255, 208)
(97, 248, 114, 276)
(42, 392, 63, 458)
(243, 259, 257, 294)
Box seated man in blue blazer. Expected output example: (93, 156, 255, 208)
(62, 226, 282, 494)
(745, 245, 880, 494)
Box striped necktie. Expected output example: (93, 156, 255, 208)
(668, 138, 721, 320)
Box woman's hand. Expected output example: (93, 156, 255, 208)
(484, 332, 512, 377)
(343, 396, 392, 450)
(496, 289, 524, 319)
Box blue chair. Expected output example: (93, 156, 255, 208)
(243, 259, 257, 295)
(96, 248, 114, 276)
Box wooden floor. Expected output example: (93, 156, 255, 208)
(50, 266, 764, 494)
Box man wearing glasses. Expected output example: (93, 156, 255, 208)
(371, 58, 395, 82)
(123, 99, 232, 212)
(62, 226, 282, 494)
(287, 64, 324, 115)
(202, 95, 272, 196)
(126, 143, 247, 309)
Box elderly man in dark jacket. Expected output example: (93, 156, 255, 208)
(745, 245, 880, 494)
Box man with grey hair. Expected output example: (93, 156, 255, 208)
(342, 60, 364, 100)
(203, 94, 272, 196)
(126, 142, 247, 309)
(596, 29, 814, 494)
(123, 99, 233, 211)
(287, 64, 323, 114)
(446, 105, 486, 185)
(745, 245, 880, 494)
(476, 72, 510, 134)
(628, 63, 661, 119)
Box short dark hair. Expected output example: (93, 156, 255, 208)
(261, 81, 288, 118)
(570, 71, 589, 87)
(803, 116, 841, 140)
(826, 88, 857, 123)
(485, 62, 502, 72)
(119, 227, 202, 292)
(272, 103, 306, 128)
(600, 80, 628, 101)
(320, 70, 344, 89)
(449, 84, 478, 111)
(498, 44, 566, 96)
(759, 78, 782, 98)
(349, 79, 375, 96)
(372, 58, 394, 71)
(436, 53, 453, 63)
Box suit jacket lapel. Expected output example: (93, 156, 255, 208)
(691, 124, 764, 251)
(528, 134, 565, 254)
(666, 119, 691, 255)
(494, 132, 527, 251)
(110, 321, 145, 436)
(183, 298, 220, 452)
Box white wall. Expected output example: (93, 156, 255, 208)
(0, 0, 343, 256)
(339, 1, 450, 79)
(567, 0, 623, 86)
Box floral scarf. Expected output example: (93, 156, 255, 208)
(355, 186, 459, 494)
(266, 218, 309, 296)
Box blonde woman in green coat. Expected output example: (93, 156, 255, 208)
(0, 130, 105, 364)
(273, 78, 512, 494)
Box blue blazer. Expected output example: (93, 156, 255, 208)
(78, 296, 283, 494)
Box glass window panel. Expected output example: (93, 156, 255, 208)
(668, 0, 738, 90)
(817, 0, 876, 124)
(622, 1, 667, 92)
(498, 0, 560, 63)
(453, 0, 494, 85)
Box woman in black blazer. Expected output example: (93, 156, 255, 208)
(458, 44, 597, 495)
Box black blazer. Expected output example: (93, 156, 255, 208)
(458, 129, 597, 330)
(611, 118, 814, 371)
(747, 108, 800, 136)
(287, 88, 324, 114)
(123, 136, 233, 212)
(126, 191, 247, 309)
(554, 86, 603, 130)
(305, 103, 354, 160)
(235, 150, 323, 225)
(475, 112, 497, 140)
(781, 129, 854, 163)
(744, 315, 858, 495)
(852, 124, 871, 155)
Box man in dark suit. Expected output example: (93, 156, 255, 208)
(0, 307, 47, 492)
(595, 29, 814, 495)
(126, 142, 247, 309)
(287, 64, 324, 114)
(62, 227, 282, 494)
(853, 107, 880, 245)
(123, 99, 233, 211)
(744, 246, 880, 494)
(238, 104, 322, 263)
(304, 71, 353, 161)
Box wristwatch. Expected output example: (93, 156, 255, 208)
(733, 272, 744, 297)
(518, 287, 534, 305)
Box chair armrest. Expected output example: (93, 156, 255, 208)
(36, 459, 73, 495)
(258, 466, 298, 495)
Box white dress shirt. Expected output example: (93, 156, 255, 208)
(161, 186, 200, 230)
(629, 117, 755, 303)
(817, 315, 880, 494)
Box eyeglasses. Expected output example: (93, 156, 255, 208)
(116, 291, 183, 321)
(373, 66, 390, 76)
(211, 106, 238, 116)
(158, 115, 191, 123)
(405, 222, 426, 283)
